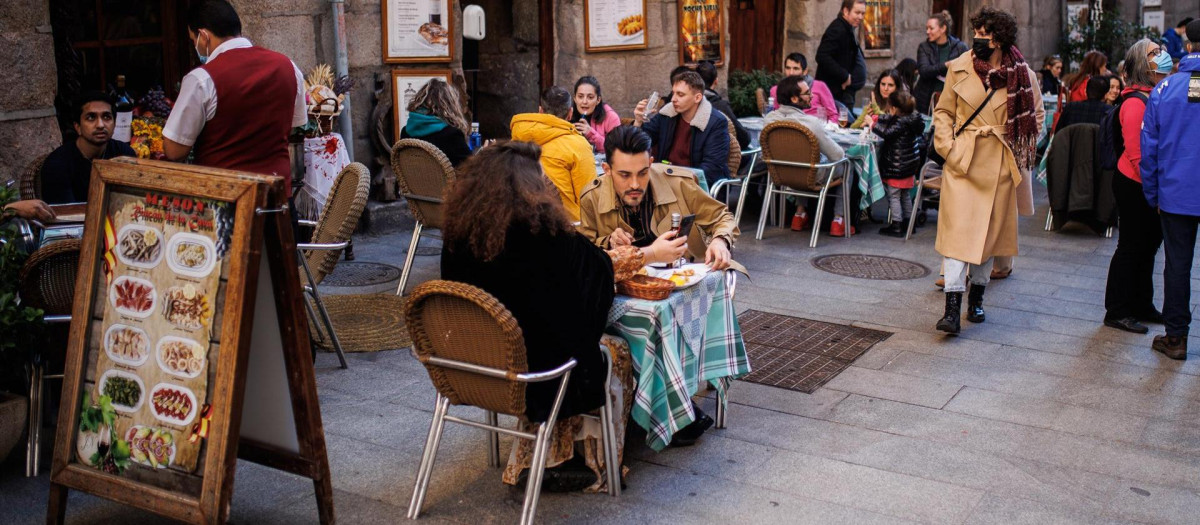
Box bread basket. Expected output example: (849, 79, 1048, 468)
(616, 274, 676, 301)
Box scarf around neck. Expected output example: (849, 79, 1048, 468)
(972, 46, 1038, 171)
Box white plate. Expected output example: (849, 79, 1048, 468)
(103, 324, 150, 367)
(97, 369, 145, 413)
(166, 232, 217, 278)
(648, 263, 710, 288)
(409, 32, 448, 51)
(149, 383, 198, 426)
(109, 276, 157, 318)
(617, 30, 644, 43)
(115, 224, 165, 269)
(156, 336, 207, 379)
(125, 425, 176, 469)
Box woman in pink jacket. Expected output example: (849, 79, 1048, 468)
(571, 76, 622, 151)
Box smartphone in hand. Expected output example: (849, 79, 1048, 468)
(675, 214, 696, 239)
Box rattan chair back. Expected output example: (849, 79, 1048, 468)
(20, 153, 49, 201)
(761, 120, 828, 191)
(392, 138, 455, 230)
(725, 119, 741, 176)
(619, 117, 635, 127)
(405, 280, 529, 416)
(18, 239, 81, 316)
(305, 162, 370, 283)
(755, 88, 766, 115)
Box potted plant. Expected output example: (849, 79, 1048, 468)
(0, 185, 45, 462)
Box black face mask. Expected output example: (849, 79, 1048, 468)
(973, 38, 995, 61)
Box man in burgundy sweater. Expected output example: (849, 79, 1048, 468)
(163, 0, 307, 178)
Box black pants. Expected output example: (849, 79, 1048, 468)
(1104, 175, 1162, 320)
(1160, 211, 1199, 337)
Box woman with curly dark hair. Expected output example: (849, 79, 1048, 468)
(440, 140, 685, 491)
(931, 6, 1043, 334)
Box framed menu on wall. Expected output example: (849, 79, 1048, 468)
(861, 0, 894, 56)
(48, 159, 334, 524)
(678, 0, 724, 65)
(392, 69, 454, 134)
(382, 0, 454, 63)
(585, 0, 648, 52)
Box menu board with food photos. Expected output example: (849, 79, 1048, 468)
(585, 0, 649, 52)
(48, 159, 334, 525)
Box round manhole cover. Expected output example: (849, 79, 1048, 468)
(811, 254, 930, 280)
(321, 261, 403, 287)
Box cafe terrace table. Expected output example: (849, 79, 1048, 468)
(827, 129, 885, 211)
(606, 270, 749, 451)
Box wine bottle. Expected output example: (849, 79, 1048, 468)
(112, 74, 134, 142)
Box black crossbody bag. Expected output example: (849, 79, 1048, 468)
(927, 89, 997, 166)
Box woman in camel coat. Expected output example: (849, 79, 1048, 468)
(932, 7, 1043, 334)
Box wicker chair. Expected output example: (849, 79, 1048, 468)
(404, 280, 621, 524)
(19, 153, 49, 201)
(619, 117, 635, 127)
(755, 87, 767, 115)
(17, 239, 80, 477)
(756, 120, 851, 247)
(725, 119, 741, 176)
(391, 139, 456, 297)
(299, 162, 371, 369)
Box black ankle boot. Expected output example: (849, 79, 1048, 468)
(936, 292, 962, 334)
(967, 284, 986, 323)
(878, 221, 905, 237)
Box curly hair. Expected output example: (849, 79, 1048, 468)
(407, 78, 470, 138)
(442, 141, 574, 262)
(969, 7, 1018, 49)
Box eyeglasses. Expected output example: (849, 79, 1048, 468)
(799, 90, 812, 97)
(1148, 48, 1162, 60)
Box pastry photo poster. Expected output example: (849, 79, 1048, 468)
(384, 0, 453, 63)
(585, 0, 648, 52)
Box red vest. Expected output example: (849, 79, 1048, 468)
(194, 46, 296, 178)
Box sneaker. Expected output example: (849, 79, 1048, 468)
(830, 216, 856, 237)
(790, 212, 809, 231)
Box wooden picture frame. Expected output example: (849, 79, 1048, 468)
(47, 158, 333, 524)
(584, 0, 649, 53)
(392, 69, 454, 135)
(678, 0, 725, 66)
(382, 0, 454, 64)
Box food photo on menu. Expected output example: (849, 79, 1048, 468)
(71, 189, 234, 486)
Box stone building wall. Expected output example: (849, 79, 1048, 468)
(0, 0, 60, 185)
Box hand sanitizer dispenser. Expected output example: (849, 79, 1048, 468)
(463, 5, 486, 41)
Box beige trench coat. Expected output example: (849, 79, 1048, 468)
(933, 52, 1043, 265)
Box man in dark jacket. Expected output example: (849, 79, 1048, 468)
(915, 12, 969, 114)
(1054, 75, 1112, 134)
(816, 0, 867, 108)
(41, 91, 136, 204)
(695, 60, 750, 149)
(634, 71, 731, 186)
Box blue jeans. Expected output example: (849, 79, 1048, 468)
(1160, 210, 1199, 337)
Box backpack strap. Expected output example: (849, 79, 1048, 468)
(955, 89, 998, 137)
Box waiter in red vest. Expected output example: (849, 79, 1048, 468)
(163, 0, 307, 179)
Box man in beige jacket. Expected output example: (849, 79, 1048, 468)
(578, 125, 740, 273)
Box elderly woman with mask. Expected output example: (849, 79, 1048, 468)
(931, 7, 1044, 334)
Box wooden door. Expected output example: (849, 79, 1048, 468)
(728, 0, 784, 73)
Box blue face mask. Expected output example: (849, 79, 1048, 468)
(194, 33, 209, 64)
(1153, 51, 1173, 75)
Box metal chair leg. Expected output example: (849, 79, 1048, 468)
(25, 362, 42, 477)
(408, 394, 450, 519)
(715, 382, 728, 429)
(905, 179, 923, 241)
(843, 170, 853, 239)
(810, 186, 830, 248)
(733, 153, 758, 226)
(486, 411, 500, 468)
(308, 285, 348, 369)
(1105, 226, 1114, 238)
(755, 181, 774, 240)
(1044, 209, 1053, 231)
(520, 424, 553, 525)
(397, 222, 424, 297)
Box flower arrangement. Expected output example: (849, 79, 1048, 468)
(131, 118, 166, 160)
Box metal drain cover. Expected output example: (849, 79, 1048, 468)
(321, 262, 403, 287)
(811, 254, 929, 280)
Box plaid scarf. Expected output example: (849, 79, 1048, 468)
(973, 46, 1038, 171)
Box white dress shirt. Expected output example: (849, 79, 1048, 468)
(163, 37, 308, 147)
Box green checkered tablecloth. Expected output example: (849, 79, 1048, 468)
(847, 142, 885, 210)
(606, 271, 749, 451)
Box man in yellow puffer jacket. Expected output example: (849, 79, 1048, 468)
(510, 86, 598, 221)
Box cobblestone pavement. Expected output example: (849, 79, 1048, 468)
(4, 187, 1200, 524)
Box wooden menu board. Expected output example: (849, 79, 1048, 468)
(47, 158, 334, 524)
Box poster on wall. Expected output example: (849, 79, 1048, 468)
(678, 0, 724, 65)
(392, 69, 453, 134)
(382, 0, 453, 63)
(1143, 11, 1165, 35)
(585, 0, 648, 52)
(862, 1, 893, 53)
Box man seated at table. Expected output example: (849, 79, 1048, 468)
(1053, 75, 1112, 134)
(634, 71, 731, 187)
(764, 76, 851, 233)
(511, 86, 598, 221)
(41, 91, 136, 204)
(770, 53, 840, 123)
